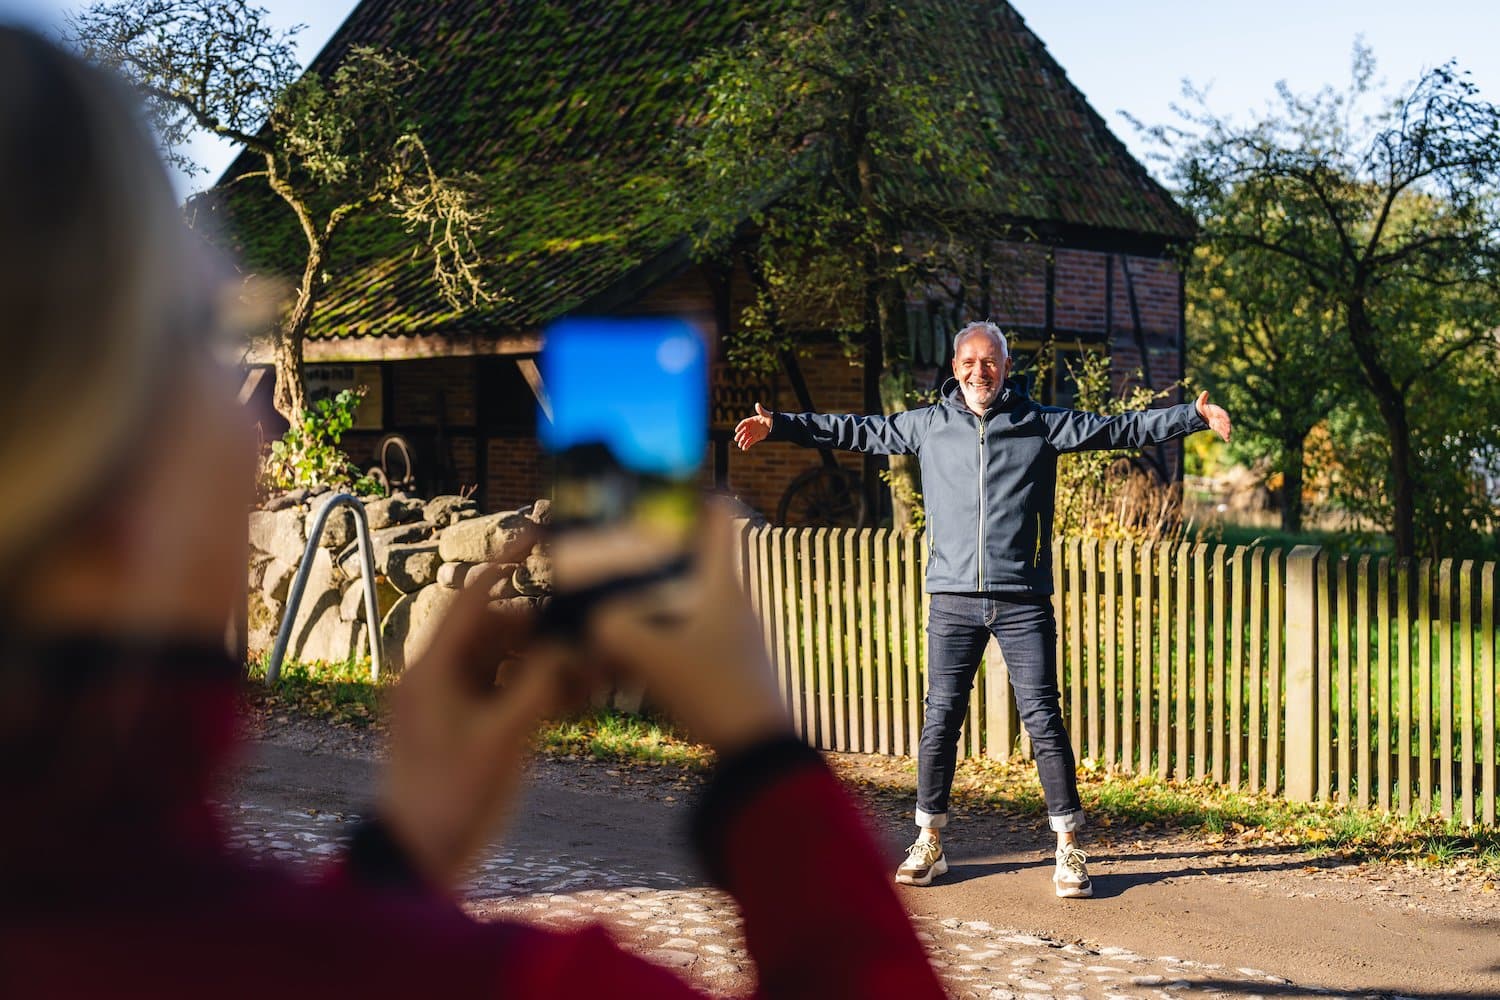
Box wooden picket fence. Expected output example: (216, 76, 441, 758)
(734, 525, 1500, 827)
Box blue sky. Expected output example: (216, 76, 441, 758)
(8, 1, 1499, 196)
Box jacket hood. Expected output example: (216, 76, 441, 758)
(940, 374, 1033, 414)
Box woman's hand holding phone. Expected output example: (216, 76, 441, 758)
(584, 510, 790, 755)
(379, 510, 787, 888)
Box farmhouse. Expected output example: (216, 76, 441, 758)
(211, 0, 1194, 522)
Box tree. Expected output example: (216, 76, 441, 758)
(69, 0, 493, 421)
(1186, 241, 1349, 533)
(677, 0, 1022, 528)
(1153, 46, 1500, 557)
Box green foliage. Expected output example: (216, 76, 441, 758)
(676, 1, 1018, 372)
(1150, 44, 1500, 558)
(259, 388, 385, 498)
(1187, 521, 1394, 559)
(1044, 347, 1188, 544)
(1185, 240, 1349, 532)
(245, 652, 388, 728)
(68, 1, 494, 419)
(536, 708, 713, 769)
(950, 756, 1500, 876)
(878, 468, 925, 531)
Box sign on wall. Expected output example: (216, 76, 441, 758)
(305, 363, 383, 430)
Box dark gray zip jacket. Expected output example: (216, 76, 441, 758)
(767, 377, 1208, 595)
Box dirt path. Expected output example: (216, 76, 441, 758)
(227, 718, 1500, 998)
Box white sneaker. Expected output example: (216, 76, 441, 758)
(1054, 844, 1092, 898)
(895, 839, 948, 886)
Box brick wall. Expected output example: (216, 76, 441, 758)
(360, 243, 1186, 522)
(982, 242, 1050, 330)
(391, 357, 477, 427)
(716, 341, 867, 519)
(486, 436, 549, 512)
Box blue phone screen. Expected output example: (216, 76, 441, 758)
(538, 316, 707, 480)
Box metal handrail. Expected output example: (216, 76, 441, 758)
(265, 493, 383, 685)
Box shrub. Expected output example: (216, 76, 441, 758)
(258, 388, 384, 499)
(1044, 349, 1190, 544)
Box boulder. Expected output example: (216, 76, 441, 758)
(246, 590, 281, 660)
(247, 554, 274, 592)
(378, 594, 413, 675)
(338, 580, 366, 623)
(364, 496, 425, 530)
(437, 510, 534, 564)
(612, 681, 647, 715)
(512, 546, 552, 597)
(290, 607, 367, 665)
(260, 557, 297, 603)
(283, 548, 345, 662)
(382, 542, 442, 593)
(489, 566, 522, 600)
(435, 559, 523, 595)
(338, 576, 403, 624)
(368, 522, 434, 564)
(336, 542, 364, 582)
(334, 523, 432, 582)
(262, 488, 311, 512)
(436, 560, 479, 589)
(527, 497, 552, 525)
(424, 494, 480, 529)
(248, 507, 306, 562)
(488, 596, 539, 614)
(381, 584, 462, 674)
(310, 505, 356, 550)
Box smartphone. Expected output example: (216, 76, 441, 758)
(535, 316, 707, 629)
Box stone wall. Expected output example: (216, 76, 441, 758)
(247, 489, 551, 671)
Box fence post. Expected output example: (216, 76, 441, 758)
(1284, 545, 1322, 801)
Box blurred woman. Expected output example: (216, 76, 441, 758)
(0, 26, 943, 999)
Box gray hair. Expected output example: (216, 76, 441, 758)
(953, 321, 1009, 357)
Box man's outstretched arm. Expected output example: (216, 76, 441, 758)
(1040, 390, 1232, 453)
(735, 403, 929, 455)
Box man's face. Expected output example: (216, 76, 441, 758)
(952, 332, 1010, 414)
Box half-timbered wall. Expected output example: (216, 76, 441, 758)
(298, 239, 1187, 521)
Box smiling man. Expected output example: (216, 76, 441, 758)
(735, 321, 1231, 897)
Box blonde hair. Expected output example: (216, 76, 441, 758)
(0, 27, 208, 571)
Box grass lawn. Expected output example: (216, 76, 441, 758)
(245, 656, 1500, 880)
(1190, 521, 1396, 558)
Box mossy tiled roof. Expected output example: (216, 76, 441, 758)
(205, 0, 1193, 341)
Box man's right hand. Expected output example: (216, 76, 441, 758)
(733, 402, 774, 451)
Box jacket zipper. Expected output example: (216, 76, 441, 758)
(977, 414, 986, 590)
(1034, 512, 1042, 567)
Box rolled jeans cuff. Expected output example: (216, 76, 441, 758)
(1048, 809, 1085, 834)
(915, 808, 948, 830)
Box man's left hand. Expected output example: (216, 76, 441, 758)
(1195, 391, 1232, 442)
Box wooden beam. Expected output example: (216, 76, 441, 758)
(236, 367, 266, 406)
(517, 358, 551, 421)
(243, 331, 543, 364)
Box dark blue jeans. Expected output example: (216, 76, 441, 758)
(917, 593, 1084, 833)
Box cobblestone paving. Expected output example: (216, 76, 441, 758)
(227, 802, 1399, 999)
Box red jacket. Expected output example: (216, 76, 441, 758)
(0, 639, 943, 999)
